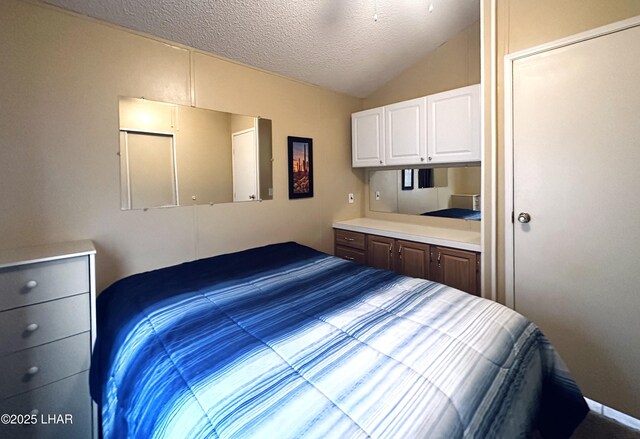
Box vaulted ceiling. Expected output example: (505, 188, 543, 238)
(44, 0, 480, 98)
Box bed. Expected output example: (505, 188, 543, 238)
(421, 208, 481, 221)
(90, 242, 587, 438)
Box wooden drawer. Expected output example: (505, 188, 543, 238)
(0, 332, 90, 399)
(0, 294, 90, 355)
(335, 245, 366, 265)
(0, 371, 92, 439)
(0, 257, 89, 312)
(334, 229, 366, 250)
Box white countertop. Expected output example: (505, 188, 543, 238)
(333, 218, 481, 252)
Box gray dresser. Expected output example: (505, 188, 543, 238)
(0, 240, 97, 439)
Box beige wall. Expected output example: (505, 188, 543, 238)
(364, 21, 481, 109)
(230, 114, 255, 134)
(0, 0, 363, 291)
(491, 0, 640, 304)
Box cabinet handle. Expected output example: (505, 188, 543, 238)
(25, 280, 38, 289)
(437, 252, 441, 268)
(25, 323, 39, 333)
(26, 366, 40, 376)
(344, 256, 355, 261)
(398, 246, 403, 259)
(343, 237, 355, 242)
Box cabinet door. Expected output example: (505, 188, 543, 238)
(430, 246, 478, 295)
(397, 240, 430, 279)
(352, 107, 384, 167)
(367, 235, 395, 271)
(427, 84, 480, 164)
(384, 97, 427, 166)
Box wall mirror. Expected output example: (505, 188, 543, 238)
(118, 97, 273, 210)
(369, 166, 481, 220)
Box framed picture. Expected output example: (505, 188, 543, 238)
(288, 136, 314, 199)
(401, 169, 414, 190)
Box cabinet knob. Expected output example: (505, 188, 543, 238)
(428, 156, 432, 161)
(26, 366, 40, 376)
(25, 280, 38, 289)
(379, 160, 383, 164)
(420, 157, 425, 162)
(25, 323, 39, 333)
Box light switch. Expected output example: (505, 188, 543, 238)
(348, 193, 354, 204)
(375, 191, 381, 201)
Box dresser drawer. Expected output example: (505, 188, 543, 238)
(0, 371, 92, 439)
(0, 257, 89, 311)
(0, 294, 90, 355)
(334, 229, 366, 250)
(0, 332, 90, 399)
(335, 245, 366, 265)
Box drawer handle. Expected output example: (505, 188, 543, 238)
(345, 256, 355, 261)
(26, 366, 40, 376)
(25, 323, 39, 333)
(343, 237, 355, 242)
(25, 280, 38, 289)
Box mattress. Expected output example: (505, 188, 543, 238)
(90, 242, 587, 438)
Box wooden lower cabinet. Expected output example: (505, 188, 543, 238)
(367, 235, 395, 271)
(334, 228, 480, 296)
(366, 236, 430, 279)
(397, 240, 430, 280)
(430, 246, 480, 296)
(334, 229, 367, 265)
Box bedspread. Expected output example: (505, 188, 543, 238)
(90, 242, 587, 438)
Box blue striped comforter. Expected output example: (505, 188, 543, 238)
(90, 242, 587, 438)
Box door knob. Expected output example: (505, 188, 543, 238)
(518, 212, 531, 223)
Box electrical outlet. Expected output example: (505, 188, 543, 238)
(348, 193, 354, 204)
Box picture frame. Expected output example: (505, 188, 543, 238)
(288, 136, 314, 199)
(401, 169, 414, 190)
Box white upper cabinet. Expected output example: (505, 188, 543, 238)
(384, 97, 427, 166)
(352, 107, 384, 167)
(426, 84, 480, 164)
(351, 84, 481, 168)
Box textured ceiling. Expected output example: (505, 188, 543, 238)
(43, 0, 480, 98)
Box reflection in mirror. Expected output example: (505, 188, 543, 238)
(118, 97, 273, 210)
(369, 166, 481, 220)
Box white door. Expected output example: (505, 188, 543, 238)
(427, 84, 480, 164)
(384, 97, 427, 166)
(232, 128, 258, 202)
(352, 107, 384, 167)
(509, 23, 640, 418)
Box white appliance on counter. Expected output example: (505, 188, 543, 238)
(450, 194, 480, 211)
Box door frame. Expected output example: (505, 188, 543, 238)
(503, 15, 640, 309)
